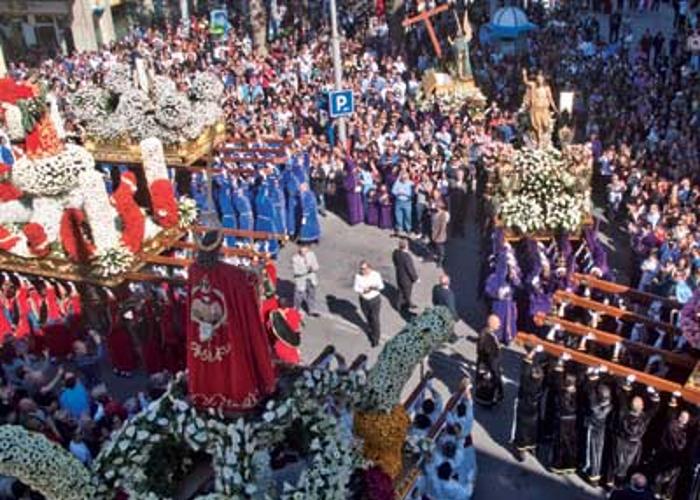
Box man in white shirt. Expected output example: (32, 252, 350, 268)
(353, 260, 385, 347)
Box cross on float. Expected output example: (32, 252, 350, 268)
(402, 3, 451, 59)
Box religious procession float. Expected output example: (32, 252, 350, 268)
(482, 70, 594, 240)
(0, 304, 455, 499)
(0, 77, 198, 287)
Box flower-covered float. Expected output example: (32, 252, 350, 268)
(0, 308, 455, 499)
(483, 141, 593, 239)
(0, 78, 186, 285)
(69, 65, 226, 166)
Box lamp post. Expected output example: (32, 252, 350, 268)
(329, 0, 347, 146)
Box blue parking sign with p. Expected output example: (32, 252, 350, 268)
(329, 90, 354, 118)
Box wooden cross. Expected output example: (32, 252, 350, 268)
(402, 3, 451, 58)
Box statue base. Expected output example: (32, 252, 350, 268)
(419, 70, 486, 113)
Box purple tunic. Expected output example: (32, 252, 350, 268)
(485, 254, 519, 344)
(378, 197, 393, 229)
(365, 193, 379, 226)
(343, 171, 364, 225)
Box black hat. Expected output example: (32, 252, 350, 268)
(269, 310, 301, 347)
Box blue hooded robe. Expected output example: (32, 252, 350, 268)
(254, 184, 280, 256)
(298, 188, 321, 243)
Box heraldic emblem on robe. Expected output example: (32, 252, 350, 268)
(186, 261, 277, 411)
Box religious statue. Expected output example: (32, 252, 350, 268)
(448, 10, 473, 81)
(522, 69, 558, 148)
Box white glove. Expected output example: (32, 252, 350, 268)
(646, 386, 656, 394)
(672, 391, 681, 398)
(561, 352, 572, 362)
(599, 365, 608, 374)
(626, 374, 636, 384)
(535, 345, 544, 353)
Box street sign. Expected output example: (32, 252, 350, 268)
(328, 90, 354, 118)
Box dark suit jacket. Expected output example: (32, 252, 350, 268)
(392, 249, 418, 289)
(432, 285, 458, 319)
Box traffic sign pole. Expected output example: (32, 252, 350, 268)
(329, 0, 347, 147)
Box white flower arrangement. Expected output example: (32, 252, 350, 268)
(103, 62, 133, 95)
(360, 307, 455, 413)
(69, 84, 109, 123)
(12, 144, 94, 196)
(154, 91, 192, 130)
(151, 75, 177, 101)
(28, 196, 64, 243)
(493, 146, 592, 235)
(94, 243, 135, 277)
(0, 425, 97, 500)
(190, 72, 225, 102)
(178, 196, 199, 228)
(140, 137, 168, 182)
(96, 367, 367, 499)
(3, 103, 25, 141)
(78, 169, 121, 251)
(70, 67, 222, 146)
(0, 200, 33, 225)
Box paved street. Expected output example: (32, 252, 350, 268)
(276, 197, 602, 500)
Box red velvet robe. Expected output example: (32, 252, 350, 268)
(187, 261, 276, 411)
(106, 301, 139, 373)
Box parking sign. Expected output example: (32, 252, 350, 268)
(329, 90, 354, 118)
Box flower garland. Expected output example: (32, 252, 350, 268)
(22, 222, 49, 257)
(359, 307, 455, 412)
(178, 196, 199, 228)
(60, 208, 95, 262)
(78, 170, 121, 251)
(12, 143, 94, 197)
(140, 138, 179, 228)
(0, 425, 97, 500)
(0, 225, 19, 251)
(94, 243, 135, 277)
(111, 171, 145, 253)
(96, 367, 368, 500)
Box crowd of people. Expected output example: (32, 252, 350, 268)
(0, 0, 698, 497)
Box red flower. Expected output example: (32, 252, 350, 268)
(0, 182, 22, 202)
(23, 222, 49, 257)
(0, 163, 11, 177)
(149, 179, 179, 228)
(112, 177, 145, 253)
(60, 208, 95, 262)
(0, 78, 37, 103)
(0, 225, 19, 251)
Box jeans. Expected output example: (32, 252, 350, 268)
(394, 199, 412, 233)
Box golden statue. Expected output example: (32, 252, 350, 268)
(522, 69, 558, 148)
(448, 10, 473, 81)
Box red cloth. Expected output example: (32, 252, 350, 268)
(15, 286, 31, 339)
(186, 262, 276, 411)
(140, 303, 165, 374)
(0, 303, 13, 341)
(42, 321, 75, 359)
(44, 286, 62, 322)
(107, 303, 138, 373)
(272, 308, 302, 365)
(160, 301, 186, 373)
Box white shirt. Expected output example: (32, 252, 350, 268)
(354, 270, 384, 300)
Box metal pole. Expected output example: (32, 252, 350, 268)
(329, 0, 347, 146)
(180, 0, 190, 37)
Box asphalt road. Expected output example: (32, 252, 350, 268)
(276, 195, 603, 500)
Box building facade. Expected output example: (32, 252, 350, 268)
(0, 0, 128, 74)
